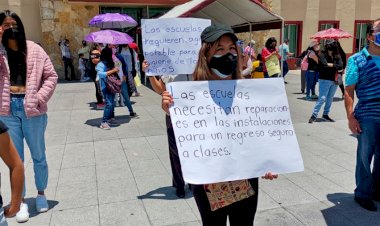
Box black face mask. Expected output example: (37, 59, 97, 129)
(2, 27, 22, 44)
(208, 53, 237, 78)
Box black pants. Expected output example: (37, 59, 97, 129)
(94, 80, 103, 104)
(191, 178, 259, 226)
(63, 56, 75, 80)
(166, 115, 185, 190)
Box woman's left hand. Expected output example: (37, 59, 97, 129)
(261, 172, 278, 180)
(161, 91, 173, 114)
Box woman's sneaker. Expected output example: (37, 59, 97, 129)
(16, 203, 29, 223)
(36, 194, 49, 213)
(100, 122, 111, 130)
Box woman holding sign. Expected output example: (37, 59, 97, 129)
(261, 37, 281, 78)
(161, 24, 278, 226)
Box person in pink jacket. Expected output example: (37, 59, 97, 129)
(0, 10, 57, 223)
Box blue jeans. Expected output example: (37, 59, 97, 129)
(0, 206, 7, 226)
(0, 96, 48, 197)
(355, 120, 380, 198)
(102, 89, 115, 123)
(306, 71, 318, 97)
(120, 80, 134, 113)
(282, 60, 289, 78)
(311, 79, 337, 117)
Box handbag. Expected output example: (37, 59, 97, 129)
(106, 73, 122, 93)
(204, 179, 255, 211)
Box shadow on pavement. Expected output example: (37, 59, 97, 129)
(137, 186, 193, 200)
(84, 115, 132, 127)
(322, 193, 380, 226)
(23, 198, 59, 218)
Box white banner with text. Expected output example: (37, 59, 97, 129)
(167, 78, 304, 184)
(141, 18, 211, 76)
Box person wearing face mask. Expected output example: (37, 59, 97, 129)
(305, 41, 321, 100)
(261, 37, 281, 78)
(0, 10, 58, 223)
(344, 19, 380, 211)
(308, 40, 342, 123)
(161, 24, 278, 226)
(87, 47, 104, 109)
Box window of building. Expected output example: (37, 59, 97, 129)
(354, 20, 371, 52)
(284, 22, 302, 56)
(319, 21, 339, 31)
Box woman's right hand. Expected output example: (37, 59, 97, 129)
(113, 67, 119, 73)
(142, 60, 149, 72)
(161, 91, 173, 114)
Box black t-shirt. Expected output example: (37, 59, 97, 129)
(0, 120, 8, 135)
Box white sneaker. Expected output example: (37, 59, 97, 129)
(36, 194, 49, 213)
(16, 203, 29, 223)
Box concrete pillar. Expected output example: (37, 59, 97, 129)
(336, 0, 355, 54)
(8, 0, 21, 15)
(302, 0, 320, 51)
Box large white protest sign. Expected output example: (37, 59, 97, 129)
(167, 78, 304, 184)
(141, 18, 211, 76)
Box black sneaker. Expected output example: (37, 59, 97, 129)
(176, 188, 185, 198)
(322, 115, 335, 122)
(130, 112, 137, 117)
(354, 196, 377, 211)
(308, 116, 317, 124)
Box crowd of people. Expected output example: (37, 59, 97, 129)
(0, 7, 379, 226)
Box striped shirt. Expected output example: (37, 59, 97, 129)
(345, 47, 380, 120)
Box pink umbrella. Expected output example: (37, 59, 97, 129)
(89, 13, 137, 29)
(84, 30, 133, 45)
(311, 28, 353, 40)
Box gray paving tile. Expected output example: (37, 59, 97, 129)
(259, 178, 319, 207)
(54, 182, 97, 210)
(50, 205, 99, 226)
(288, 174, 350, 201)
(257, 189, 281, 211)
(99, 200, 150, 226)
(61, 142, 95, 169)
(121, 137, 158, 162)
(96, 163, 133, 183)
(285, 202, 354, 226)
(130, 159, 168, 178)
(254, 207, 303, 226)
(97, 178, 140, 204)
(94, 140, 128, 165)
(58, 165, 96, 186)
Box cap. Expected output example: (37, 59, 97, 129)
(250, 40, 256, 45)
(309, 40, 319, 48)
(201, 24, 238, 43)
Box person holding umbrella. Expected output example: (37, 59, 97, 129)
(308, 40, 343, 123)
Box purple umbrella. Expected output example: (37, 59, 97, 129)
(84, 30, 134, 45)
(89, 13, 138, 29)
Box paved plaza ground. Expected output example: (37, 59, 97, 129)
(1, 70, 380, 225)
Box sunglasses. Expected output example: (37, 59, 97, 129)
(90, 54, 100, 59)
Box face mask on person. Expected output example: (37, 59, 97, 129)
(2, 27, 22, 42)
(208, 52, 238, 78)
(369, 32, 380, 47)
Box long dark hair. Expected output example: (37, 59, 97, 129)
(265, 37, 277, 50)
(100, 47, 114, 69)
(0, 10, 27, 56)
